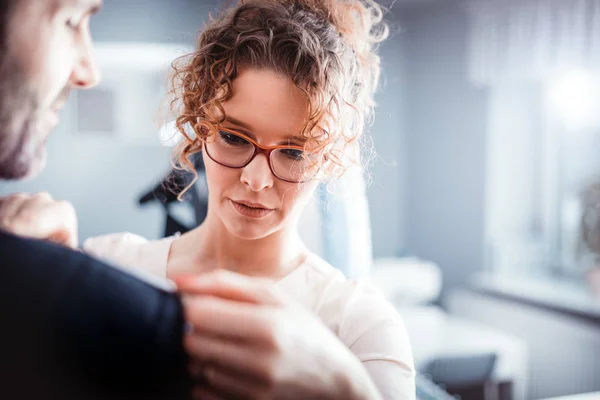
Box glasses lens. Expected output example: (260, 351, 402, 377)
(271, 148, 319, 182)
(206, 130, 255, 167)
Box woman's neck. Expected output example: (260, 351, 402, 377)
(168, 212, 307, 279)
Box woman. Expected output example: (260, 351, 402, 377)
(85, 0, 415, 398)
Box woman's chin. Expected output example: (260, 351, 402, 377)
(229, 226, 273, 240)
(224, 218, 278, 241)
(221, 207, 279, 240)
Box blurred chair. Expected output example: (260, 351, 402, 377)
(423, 353, 510, 400)
(423, 353, 497, 387)
(416, 374, 458, 400)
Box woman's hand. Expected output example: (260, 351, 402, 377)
(174, 270, 382, 400)
(0, 192, 78, 248)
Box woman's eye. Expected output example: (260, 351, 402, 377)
(281, 149, 304, 160)
(219, 131, 250, 146)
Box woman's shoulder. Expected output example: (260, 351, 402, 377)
(299, 255, 414, 372)
(83, 232, 149, 263)
(277, 253, 346, 302)
(83, 232, 177, 277)
(300, 253, 394, 305)
(287, 254, 404, 334)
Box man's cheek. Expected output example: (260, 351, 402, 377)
(42, 61, 73, 107)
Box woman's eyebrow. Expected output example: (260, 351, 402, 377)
(282, 136, 308, 146)
(224, 116, 254, 132)
(223, 115, 308, 146)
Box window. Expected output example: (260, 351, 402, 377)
(485, 71, 600, 280)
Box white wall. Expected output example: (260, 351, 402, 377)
(400, 2, 489, 291)
(368, 30, 409, 257)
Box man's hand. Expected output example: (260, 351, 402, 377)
(0, 192, 79, 248)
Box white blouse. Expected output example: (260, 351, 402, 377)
(83, 233, 416, 400)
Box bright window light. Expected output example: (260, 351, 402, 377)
(159, 120, 196, 147)
(93, 42, 193, 71)
(547, 69, 600, 129)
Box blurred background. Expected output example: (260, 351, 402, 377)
(2, 0, 600, 399)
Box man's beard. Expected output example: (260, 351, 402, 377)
(0, 52, 49, 180)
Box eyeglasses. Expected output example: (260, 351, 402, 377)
(204, 128, 320, 183)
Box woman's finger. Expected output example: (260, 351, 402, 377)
(44, 200, 78, 248)
(185, 331, 273, 384)
(25, 200, 78, 248)
(27, 191, 53, 205)
(0, 193, 78, 248)
(196, 364, 267, 400)
(183, 295, 274, 342)
(191, 386, 230, 400)
(0, 193, 29, 229)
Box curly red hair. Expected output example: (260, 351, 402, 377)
(168, 0, 388, 195)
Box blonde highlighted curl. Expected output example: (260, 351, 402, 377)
(168, 0, 389, 195)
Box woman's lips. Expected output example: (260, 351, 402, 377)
(230, 199, 274, 219)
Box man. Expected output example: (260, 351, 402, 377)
(0, 1, 191, 398)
